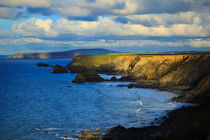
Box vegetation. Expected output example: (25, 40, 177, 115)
(79, 52, 209, 59)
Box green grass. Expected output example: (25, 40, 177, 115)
(80, 53, 154, 58)
(78, 52, 210, 59)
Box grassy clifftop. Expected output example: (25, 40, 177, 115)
(68, 53, 210, 103)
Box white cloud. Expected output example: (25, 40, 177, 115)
(11, 18, 57, 37)
(0, 0, 51, 7)
(11, 17, 210, 38)
(1, 37, 210, 48)
(116, 12, 210, 26)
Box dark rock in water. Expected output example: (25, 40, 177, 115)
(119, 76, 133, 81)
(110, 77, 117, 81)
(128, 84, 135, 88)
(72, 74, 86, 83)
(53, 65, 68, 73)
(117, 84, 127, 87)
(72, 71, 104, 83)
(42, 131, 48, 134)
(37, 63, 50, 67)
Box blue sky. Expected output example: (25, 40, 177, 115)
(0, 0, 210, 55)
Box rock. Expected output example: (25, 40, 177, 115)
(72, 136, 79, 138)
(110, 77, 117, 81)
(80, 130, 90, 135)
(79, 134, 94, 139)
(117, 85, 127, 87)
(128, 84, 135, 88)
(42, 131, 48, 134)
(37, 62, 50, 67)
(89, 130, 102, 135)
(72, 71, 104, 83)
(119, 76, 134, 81)
(80, 130, 102, 139)
(53, 64, 68, 73)
(72, 74, 86, 83)
(36, 128, 43, 130)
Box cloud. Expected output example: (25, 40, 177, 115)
(0, 0, 51, 7)
(114, 12, 210, 26)
(0, 7, 27, 19)
(11, 17, 210, 38)
(11, 17, 56, 37)
(0, 0, 209, 21)
(1, 37, 210, 48)
(58, 7, 91, 17)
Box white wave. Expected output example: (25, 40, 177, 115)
(136, 100, 143, 113)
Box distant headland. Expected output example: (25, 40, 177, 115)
(8, 48, 117, 59)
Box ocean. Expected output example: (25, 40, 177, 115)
(0, 58, 186, 139)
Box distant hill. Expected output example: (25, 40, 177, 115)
(9, 48, 117, 59)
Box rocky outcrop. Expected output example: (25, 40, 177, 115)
(52, 65, 68, 73)
(37, 62, 50, 67)
(72, 71, 104, 83)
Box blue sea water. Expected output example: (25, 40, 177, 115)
(0, 58, 186, 140)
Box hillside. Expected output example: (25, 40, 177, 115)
(9, 48, 117, 59)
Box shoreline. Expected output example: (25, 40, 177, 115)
(67, 54, 210, 139)
(98, 76, 210, 140)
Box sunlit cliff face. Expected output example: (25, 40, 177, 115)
(0, 0, 210, 54)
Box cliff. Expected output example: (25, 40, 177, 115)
(68, 53, 210, 140)
(68, 54, 210, 94)
(9, 48, 117, 59)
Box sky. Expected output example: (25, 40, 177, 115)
(0, 0, 210, 55)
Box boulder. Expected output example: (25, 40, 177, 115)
(72, 71, 104, 83)
(110, 76, 117, 81)
(37, 62, 50, 67)
(53, 64, 68, 73)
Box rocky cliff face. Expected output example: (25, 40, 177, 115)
(68, 54, 210, 103)
(69, 54, 210, 140)
(69, 54, 209, 84)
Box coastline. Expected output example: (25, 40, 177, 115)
(68, 53, 210, 140)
